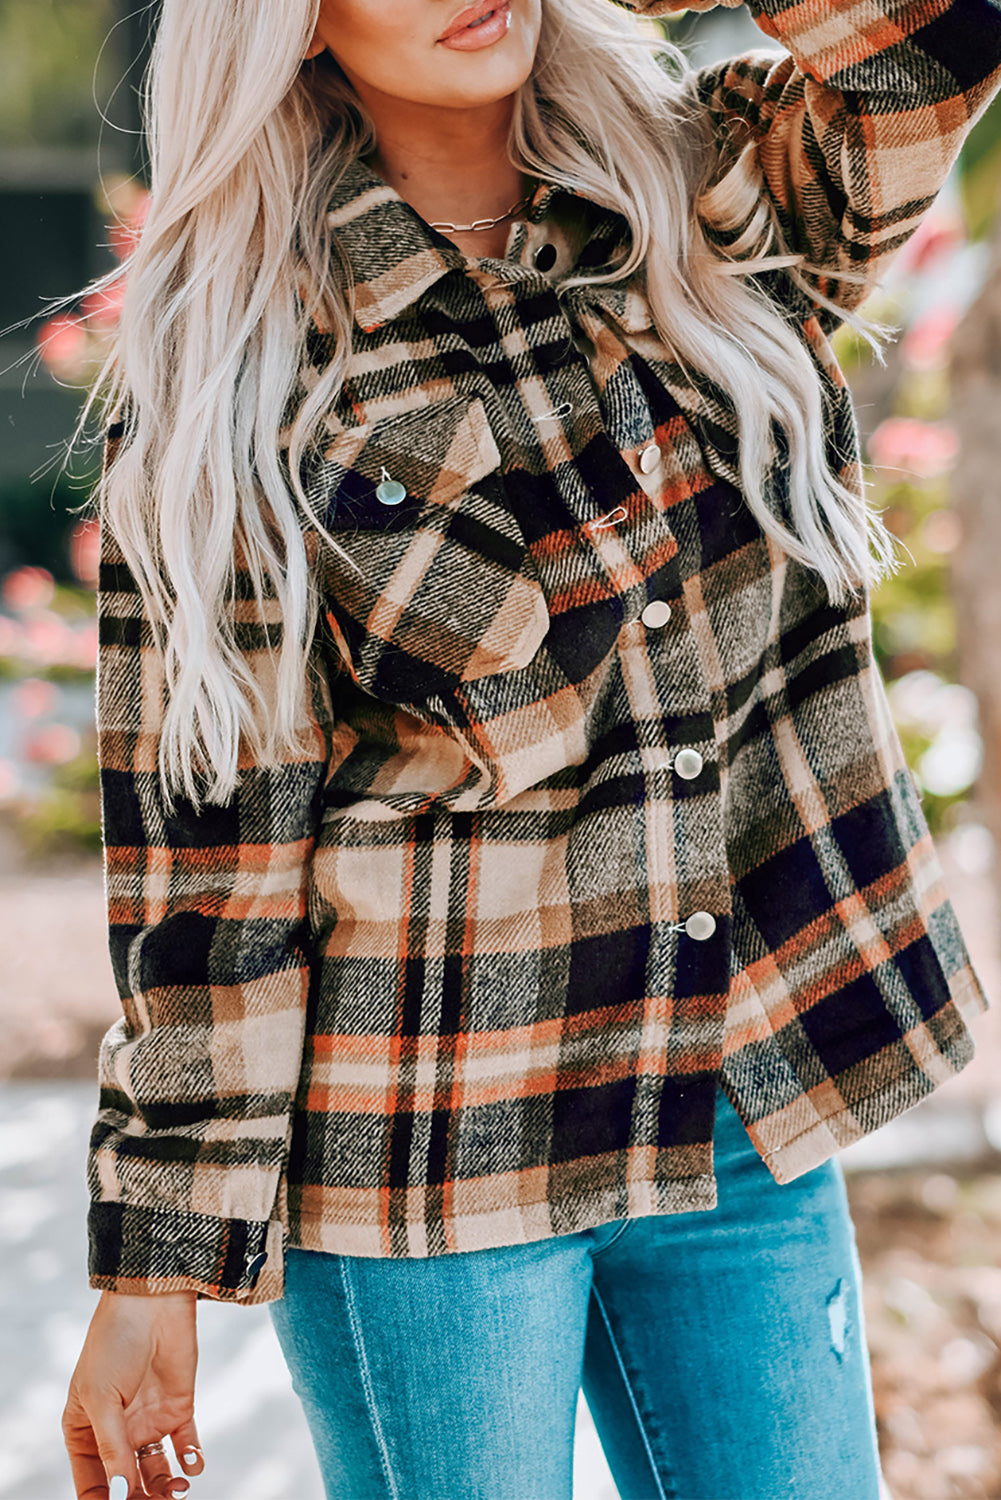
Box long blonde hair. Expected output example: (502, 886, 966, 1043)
(73, 0, 894, 811)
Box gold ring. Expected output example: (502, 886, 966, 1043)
(136, 1439, 166, 1460)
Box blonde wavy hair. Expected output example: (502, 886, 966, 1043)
(70, 0, 894, 811)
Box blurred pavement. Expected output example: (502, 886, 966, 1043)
(0, 1081, 618, 1500)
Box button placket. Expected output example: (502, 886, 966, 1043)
(546, 326, 726, 963)
(526, 297, 684, 663)
(683, 912, 717, 942)
(534, 242, 558, 273)
(672, 748, 703, 780)
(641, 600, 672, 629)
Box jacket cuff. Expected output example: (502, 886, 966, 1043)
(88, 1201, 283, 1304)
(632, 0, 1001, 79)
(612, 0, 743, 20)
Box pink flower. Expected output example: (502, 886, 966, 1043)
(896, 211, 964, 276)
(36, 315, 89, 377)
(108, 189, 150, 261)
(867, 418, 959, 479)
(69, 518, 101, 588)
(24, 723, 81, 766)
(22, 612, 73, 668)
(12, 677, 58, 719)
(920, 509, 962, 554)
(69, 621, 99, 671)
(900, 307, 960, 372)
(2, 567, 55, 613)
(81, 278, 127, 329)
(0, 759, 20, 803)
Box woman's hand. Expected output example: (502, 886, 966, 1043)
(62, 1289, 205, 1500)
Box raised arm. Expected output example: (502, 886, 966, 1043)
(636, 0, 1001, 316)
(87, 429, 333, 1305)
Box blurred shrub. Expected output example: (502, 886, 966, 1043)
(0, 474, 97, 582)
(0, 560, 100, 859)
(0, 0, 118, 149)
(10, 733, 102, 859)
(832, 195, 990, 839)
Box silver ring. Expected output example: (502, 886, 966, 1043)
(136, 1439, 166, 1460)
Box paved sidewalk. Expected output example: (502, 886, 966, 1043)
(0, 1084, 618, 1500)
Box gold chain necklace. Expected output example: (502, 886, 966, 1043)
(428, 189, 534, 234)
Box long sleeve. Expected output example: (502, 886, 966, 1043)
(87, 433, 333, 1304)
(632, 0, 1001, 318)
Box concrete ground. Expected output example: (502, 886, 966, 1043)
(0, 1080, 622, 1500)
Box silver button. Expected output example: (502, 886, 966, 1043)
(376, 478, 407, 506)
(640, 600, 672, 629)
(684, 911, 716, 942)
(639, 444, 660, 474)
(673, 748, 703, 780)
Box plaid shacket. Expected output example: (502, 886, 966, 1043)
(89, 0, 1001, 1303)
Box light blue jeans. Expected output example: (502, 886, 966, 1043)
(269, 1084, 882, 1499)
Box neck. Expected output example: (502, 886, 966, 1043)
(357, 89, 529, 237)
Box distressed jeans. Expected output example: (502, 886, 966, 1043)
(269, 1083, 883, 1500)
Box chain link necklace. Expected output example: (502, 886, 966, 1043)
(428, 188, 535, 234)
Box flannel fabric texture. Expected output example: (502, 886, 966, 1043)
(89, 0, 1001, 1303)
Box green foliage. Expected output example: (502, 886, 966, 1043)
(11, 737, 102, 859)
(0, 0, 119, 149)
(0, 474, 96, 583)
(853, 349, 973, 837)
(956, 96, 1001, 241)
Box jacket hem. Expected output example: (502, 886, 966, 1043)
(761, 1021, 979, 1184)
(286, 1172, 719, 1259)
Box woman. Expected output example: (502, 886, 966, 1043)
(61, 0, 1001, 1495)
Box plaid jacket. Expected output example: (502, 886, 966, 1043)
(89, 0, 1001, 1303)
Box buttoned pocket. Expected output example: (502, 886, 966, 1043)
(305, 396, 550, 704)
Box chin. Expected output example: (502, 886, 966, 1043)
(433, 75, 533, 108)
(432, 51, 537, 105)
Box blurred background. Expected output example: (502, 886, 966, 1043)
(2, 4, 1001, 1498)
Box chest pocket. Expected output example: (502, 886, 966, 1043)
(306, 395, 550, 705)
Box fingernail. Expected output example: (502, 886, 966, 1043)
(109, 1478, 129, 1500)
(180, 1447, 201, 1466)
(170, 1486, 189, 1499)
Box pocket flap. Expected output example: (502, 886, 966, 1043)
(308, 396, 503, 530)
(306, 397, 549, 704)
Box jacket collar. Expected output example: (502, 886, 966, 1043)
(324, 153, 579, 334)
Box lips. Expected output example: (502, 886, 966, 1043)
(438, 0, 503, 40)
